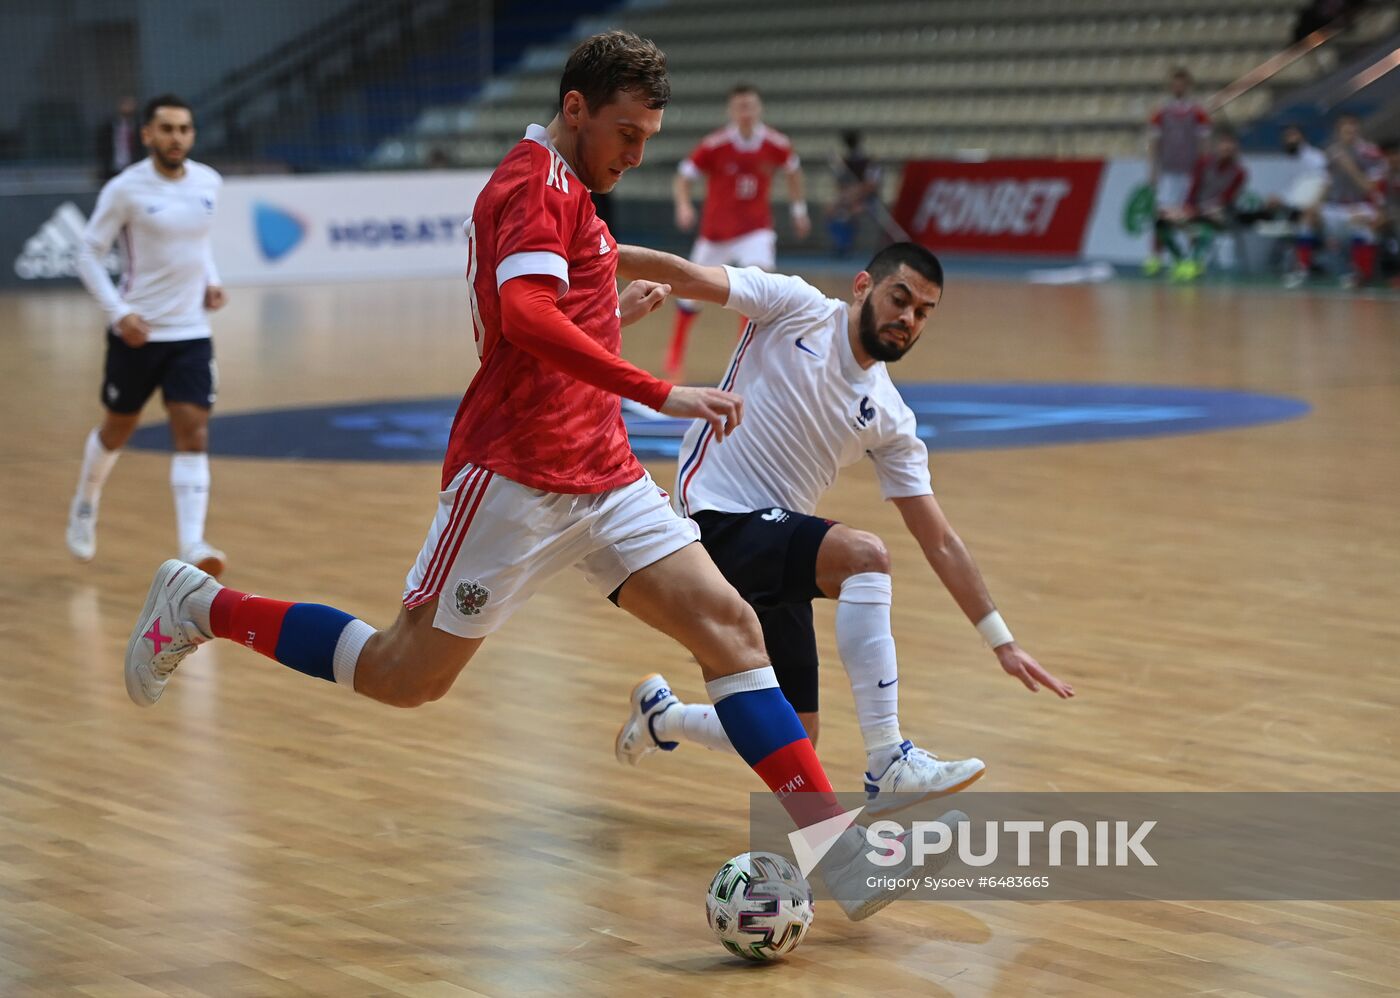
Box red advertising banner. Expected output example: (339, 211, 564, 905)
(892, 159, 1106, 255)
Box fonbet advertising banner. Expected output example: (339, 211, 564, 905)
(895, 154, 1313, 263)
(892, 159, 1106, 255)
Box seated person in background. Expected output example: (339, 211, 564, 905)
(1155, 126, 1247, 281)
(1266, 124, 1329, 220)
(1376, 140, 1400, 285)
(1289, 113, 1387, 289)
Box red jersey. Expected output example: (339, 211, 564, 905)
(1149, 100, 1211, 174)
(1187, 154, 1247, 212)
(681, 124, 799, 241)
(444, 124, 639, 495)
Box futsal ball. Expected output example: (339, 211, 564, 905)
(705, 851, 814, 961)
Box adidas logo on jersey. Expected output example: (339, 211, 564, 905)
(598, 233, 610, 255)
(12, 202, 118, 281)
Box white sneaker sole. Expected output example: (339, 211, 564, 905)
(185, 548, 227, 579)
(864, 762, 987, 817)
(124, 559, 191, 707)
(66, 534, 95, 562)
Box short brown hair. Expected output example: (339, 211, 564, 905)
(559, 31, 670, 112)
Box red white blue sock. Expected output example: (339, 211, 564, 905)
(196, 586, 374, 689)
(705, 666, 842, 828)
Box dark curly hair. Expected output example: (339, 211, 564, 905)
(559, 31, 671, 112)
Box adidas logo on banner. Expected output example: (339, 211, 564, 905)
(13, 202, 118, 280)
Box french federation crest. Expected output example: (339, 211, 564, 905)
(454, 579, 490, 616)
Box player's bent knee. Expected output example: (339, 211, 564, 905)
(843, 529, 891, 576)
(798, 712, 820, 745)
(693, 593, 768, 677)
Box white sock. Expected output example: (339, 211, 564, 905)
(835, 572, 905, 768)
(183, 579, 222, 639)
(333, 619, 376, 690)
(75, 428, 120, 508)
(651, 701, 738, 753)
(170, 453, 210, 553)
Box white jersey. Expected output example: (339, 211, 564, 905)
(675, 266, 932, 517)
(77, 157, 222, 342)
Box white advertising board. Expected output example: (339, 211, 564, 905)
(211, 170, 492, 284)
(1082, 155, 1317, 264)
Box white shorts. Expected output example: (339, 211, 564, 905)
(1155, 173, 1192, 213)
(403, 464, 701, 638)
(680, 229, 777, 310)
(691, 228, 777, 269)
(1320, 202, 1379, 239)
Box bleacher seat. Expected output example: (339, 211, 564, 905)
(370, 0, 1337, 209)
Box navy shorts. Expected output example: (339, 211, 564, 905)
(693, 507, 836, 713)
(102, 331, 216, 414)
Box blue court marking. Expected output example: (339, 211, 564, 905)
(127, 383, 1309, 463)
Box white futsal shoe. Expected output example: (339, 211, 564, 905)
(615, 673, 680, 765)
(864, 741, 986, 816)
(818, 808, 967, 921)
(66, 499, 97, 562)
(181, 541, 227, 579)
(125, 559, 218, 706)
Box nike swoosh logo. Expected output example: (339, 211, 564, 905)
(877, 678, 898, 688)
(794, 336, 821, 357)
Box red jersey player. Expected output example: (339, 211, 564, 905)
(1155, 126, 1248, 280)
(666, 84, 809, 381)
(1145, 67, 1211, 275)
(121, 31, 950, 922)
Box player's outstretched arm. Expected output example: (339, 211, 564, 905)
(500, 275, 671, 410)
(892, 493, 1074, 699)
(617, 244, 730, 305)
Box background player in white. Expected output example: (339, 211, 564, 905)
(614, 241, 1074, 813)
(1289, 113, 1387, 288)
(1145, 68, 1211, 276)
(70, 94, 227, 575)
(665, 84, 809, 381)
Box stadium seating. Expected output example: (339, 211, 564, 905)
(371, 0, 1393, 208)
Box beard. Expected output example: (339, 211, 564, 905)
(858, 297, 914, 362)
(153, 147, 185, 171)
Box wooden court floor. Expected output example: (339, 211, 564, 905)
(1, 272, 1398, 996)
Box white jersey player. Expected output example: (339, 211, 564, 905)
(615, 242, 1074, 814)
(69, 94, 228, 575)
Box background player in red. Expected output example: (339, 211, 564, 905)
(667, 84, 809, 381)
(1145, 67, 1211, 276)
(121, 31, 943, 921)
(1155, 126, 1248, 281)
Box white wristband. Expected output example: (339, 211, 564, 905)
(789, 200, 809, 220)
(976, 611, 1014, 649)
